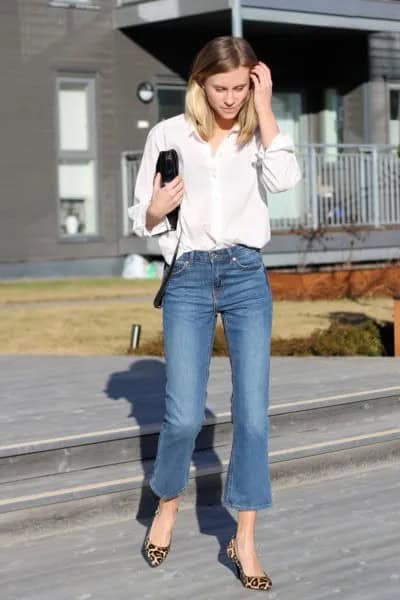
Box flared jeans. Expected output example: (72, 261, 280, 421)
(149, 243, 273, 510)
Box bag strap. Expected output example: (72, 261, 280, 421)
(166, 205, 183, 268)
(153, 217, 182, 309)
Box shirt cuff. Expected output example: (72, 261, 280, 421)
(256, 131, 296, 158)
(127, 203, 171, 236)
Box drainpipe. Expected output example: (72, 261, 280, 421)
(231, 0, 242, 37)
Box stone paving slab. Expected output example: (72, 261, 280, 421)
(0, 356, 399, 447)
(1, 461, 399, 600)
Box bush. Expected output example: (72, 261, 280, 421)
(130, 325, 228, 356)
(271, 319, 383, 356)
(131, 319, 384, 357)
(129, 331, 165, 356)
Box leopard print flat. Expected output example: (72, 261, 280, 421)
(226, 536, 272, 591)
(143, 504, 177, 567)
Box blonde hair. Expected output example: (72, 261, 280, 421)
(185, 36, 259, 146)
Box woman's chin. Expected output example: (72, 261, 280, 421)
(218, 109, 239, 119)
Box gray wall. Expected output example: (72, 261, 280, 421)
(0, 1, 398, 275)
(368, 31, 400, 144)
(0, 0, 175, 265)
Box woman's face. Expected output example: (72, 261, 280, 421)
(203, 65, 251, 122)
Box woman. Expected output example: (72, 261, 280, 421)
(128, 36, 302, 591)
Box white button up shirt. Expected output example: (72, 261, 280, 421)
(128, 112, 302, 264)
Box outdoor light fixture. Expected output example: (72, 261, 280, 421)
(137, 82, 155, 104)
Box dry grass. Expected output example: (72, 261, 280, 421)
(0, 277, 159, 304)
(0, 303, 162, 355)
(272, 297, 394, 339)
(0, 277, 394, 355)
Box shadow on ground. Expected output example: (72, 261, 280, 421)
(104, 359, 237, 574)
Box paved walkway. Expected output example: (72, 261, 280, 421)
(1, 356, 399, 599)
(1, 461, 399, 600)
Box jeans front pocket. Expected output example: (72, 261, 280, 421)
(169, 257, 191, 277)
(231, 247, 263, 271)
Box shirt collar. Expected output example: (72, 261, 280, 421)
(185, 115, 240, 138)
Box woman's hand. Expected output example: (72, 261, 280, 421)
(250, 61, 273, 116)
(148, 172, 184, 222)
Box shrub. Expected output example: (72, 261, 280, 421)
(131, 319, 384, 357)
(272, 319, 383, 356)
(131, 325, 228, 356)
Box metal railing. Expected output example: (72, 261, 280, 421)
(122, 144, 400, 235)
(297, 143, 400, 231)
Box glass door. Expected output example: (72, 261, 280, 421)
(268, 92, 304, 227)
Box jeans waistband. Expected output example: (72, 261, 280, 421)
(179, 244, 260, 263)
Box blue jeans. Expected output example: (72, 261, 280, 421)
(149, 243, 273, 510)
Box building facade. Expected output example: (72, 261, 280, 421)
(1, 0, 400, 278)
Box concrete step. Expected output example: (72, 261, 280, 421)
(1, 356, 399, 539)
(1, 422, 399, 539)
(1, 389, 399, 484)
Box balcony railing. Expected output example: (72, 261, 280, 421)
(122, 144, 400, 236)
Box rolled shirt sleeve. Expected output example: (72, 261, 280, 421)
(256, 131, 302, 194)
(127, 125, 171, 237)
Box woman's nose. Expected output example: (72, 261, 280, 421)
(224, 93, 234, 105)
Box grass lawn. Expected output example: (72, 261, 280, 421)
(0, 277, 394, 355)
(0, 277, 157, 304)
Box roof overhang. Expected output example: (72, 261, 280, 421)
(113, 0, 400, 32)
(113, 0, 230, 28)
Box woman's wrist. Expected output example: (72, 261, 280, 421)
(146, 204, 163, 230)
(257, 107, 280, 150)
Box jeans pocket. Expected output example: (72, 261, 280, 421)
(170, 258, 191, 277)
(232, 248, 263, 271)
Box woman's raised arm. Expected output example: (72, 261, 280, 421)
(256, 131, 303, 194)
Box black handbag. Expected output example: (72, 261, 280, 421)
(153, 149, 183, 309)
(155, 149, 180, 230)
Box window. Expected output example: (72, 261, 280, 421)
(268, 92, 304, 224)
(56, 76, 98, 237)
(157, 85, 186, 121)
(388, 85, 400, 146)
